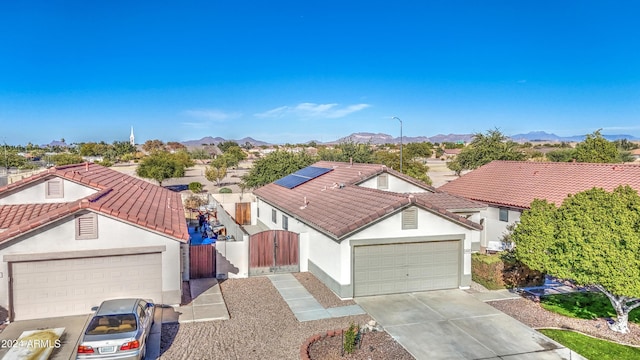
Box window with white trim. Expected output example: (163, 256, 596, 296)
(499, 208, 509, 222)
(272, 209, 277, 224)
(76, 213, 98, 240)
(45, 178, 64, 199)
(377, 174, 389, 190)
(402, 208, 418, 230)
(282, 215, 288, 230)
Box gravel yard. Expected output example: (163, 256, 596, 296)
(160, 276, 374, 360)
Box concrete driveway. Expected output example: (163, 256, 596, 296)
(0, 308, 163, 360)
(356, 289, 586, 360)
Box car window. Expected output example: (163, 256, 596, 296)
(137, 304, 145, 319)
(85, 314, 138, 335)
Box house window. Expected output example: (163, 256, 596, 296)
(45, 178, 63, 199)
(402, 208, 418, 230)
(282, 215, 288, 230)
(499, 208, 509, 222)
(76, 213, 98, 240)
(272, 209, 277, 223)
(377, 174, 389, 190)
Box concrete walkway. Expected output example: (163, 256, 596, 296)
(161, 278, 230, 324)
(268, 273, 366, 322)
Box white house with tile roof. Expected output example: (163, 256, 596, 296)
(0, 163, 189, 321)
(440, 160, 640, 252)
(252, 161, 485, 299)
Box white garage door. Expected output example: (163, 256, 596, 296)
(354, 241, 460, 297)
(11, 253, 162, 321)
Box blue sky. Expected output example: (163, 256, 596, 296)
(1, 1, 639, 145)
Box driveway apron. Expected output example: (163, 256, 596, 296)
(356, 289, 586, 360)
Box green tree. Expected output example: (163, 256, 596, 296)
(222, 146, 247, 168)
(142, 139, 166, 153)
(241, 150, 315, 189)
(318, 139, 374, 163)
(51, 153, 84, 166)
(5, 152, 27, 168)
(112, 141, 137, 159)
(217, 140, 239, 153)
(546, 148, 577, 162)
(446, 129, 526, 173)
(373, 150, 432, 184)
(136, 151, 186, 186)
(405, 142, 433, 159)
(190, 148, 211, 164)
(205, 164, 227, 186)
(574, 130, 620, 163)
(512, 186, 640, 333)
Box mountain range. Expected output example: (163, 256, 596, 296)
(180, 131, 639, 147)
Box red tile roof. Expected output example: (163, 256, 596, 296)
(439, 160, 640, 209)
(253, 161, 483, 239)
(0, 163, 189, 243)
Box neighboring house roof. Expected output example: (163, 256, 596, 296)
(0, 163, 189, 243)
(253, 161, 484, 239)
(440, 160, 640, 209)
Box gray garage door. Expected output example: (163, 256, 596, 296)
(353, 241, 460, 297)
(11, 253, 162, 321)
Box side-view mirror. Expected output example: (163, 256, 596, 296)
(147, 303, 154, 308)
(90, 306, 99, 312)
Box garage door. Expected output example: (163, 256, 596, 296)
(11, 253, 162, 321)
(353, 241, 460, 297)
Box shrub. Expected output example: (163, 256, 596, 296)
(188, 182, 203, 193)
(95, 160, 114, 167)
(343, 322, 359, 354)
(472, 252, 543, 289)
(219, 187, 232, 194)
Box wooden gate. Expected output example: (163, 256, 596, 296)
(249, 230, 299, 276)
(235, 202, 251, 225)
(190, 244, 216, 279)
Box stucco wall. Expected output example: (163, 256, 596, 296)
(481, 206, 522, 249)
(0, 178, 96, 205)
(256, 198, 479, 296)
(358, 174, 427, 193)
(0, 211, 183, 308)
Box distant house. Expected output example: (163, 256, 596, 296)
(0, 163, 189, 321)
(440, 160, 640, 252)
(252, 161, 484, 298)
(442, 148, 462, 159)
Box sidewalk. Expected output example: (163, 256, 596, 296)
(268, 273, 365, 322)
(147, 278, 230, 359)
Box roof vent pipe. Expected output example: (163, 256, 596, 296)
(85, 162, 89, 171)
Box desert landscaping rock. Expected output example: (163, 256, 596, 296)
(160, 277, 375, 360)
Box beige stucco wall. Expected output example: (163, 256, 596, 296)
(358, 174, 428, 193)
(481, 206, 522, 249)
(0, 211, 183, 309)
(0, 178, 96, 205)
(256, 198, 479, 297)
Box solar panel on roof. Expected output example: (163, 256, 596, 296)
(296, 166, 332, 178)
(274, 166, 333, 189)
(274, 174, 307, 189)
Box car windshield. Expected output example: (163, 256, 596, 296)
(85, 314, 138, 335)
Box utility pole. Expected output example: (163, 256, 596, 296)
(392, 117, 403, 173)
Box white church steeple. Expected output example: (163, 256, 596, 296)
(130, 126, 135, 146)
